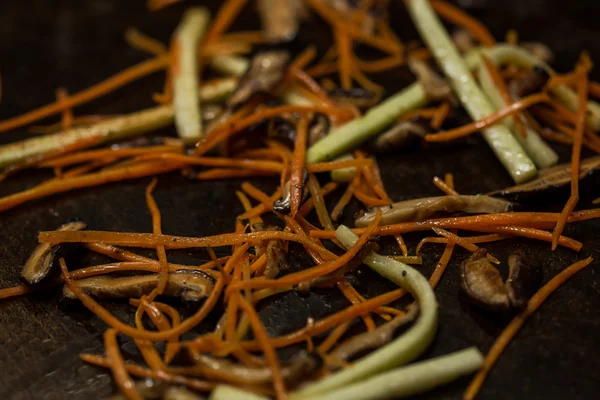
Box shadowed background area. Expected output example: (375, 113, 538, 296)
(0, 0, 599, 399)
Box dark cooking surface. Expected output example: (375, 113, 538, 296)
(1, 1, 600, 399)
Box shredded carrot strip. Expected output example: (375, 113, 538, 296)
(310, 209, 600, 238)
(80, 353, 215, 392)
(352, 64, 385, 95)
(430, 101, 451, 130)
(432, 227, 500, 264)
(552, 56, 590, 250)
(481, 55, 528, 137)
(469, 225, 583, 252)
(144, 178, 169, 295)
(336, 29, 353, 89)
(0, 55, 169, 134)
(318, 322, 351, 354)
(41, 145, 182, 168)
(204, 0, 249, 46)
(433, 176, 459, 196)
(0, 160, 185, 213)
(428, 241, 455, 289)
(355, 55, 405, 72)
(289, 116, 308, 217)
(225, 212, 381, 294)
(237, 188, 283, 221)
(133, 152, 284, 172)
(416, 234, 506, 255)
(464, 257, 594, 400)
(196, 168, 276, 180)
(125, 27, 167, 55)
(104, 329, 143, 400)
(429, 0, 496, 47)
(299, 181, 339, 218)
(331, 183, 354, 221)
(237, 295, 288, 399)
(308, 158, 372, 173)
(55, 87, 74, 130)
(425, 92, 550, 142)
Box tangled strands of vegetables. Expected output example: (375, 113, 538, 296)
(1, 0, 600, 399)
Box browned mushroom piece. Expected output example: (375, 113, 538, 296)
(452, 29, 475, 54)
(460, 249, 511, 312)
(263, 226, 288, 279)
(186, 349, 318, 386)
(227, 51, 290, 108)
(508, 66, 550, 98)
(296, 239, 379, 292)
(273, 171, 308, 213)
(506, 252, 542, 309)
(327, 304, 419, 368)
(21, 221, 87, 284)
(373, 121, 428, 153)
(327, 88, 381, 109)
(521, 42, 554, 64)
(408, 59, 453, 102)
(63, 272, 213, 301)
(355, 195, 515, 227)
(257, 0, 299, 43)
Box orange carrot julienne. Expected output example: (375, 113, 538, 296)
(237, 295, 288, 399)
(145, 178, 169, 296)
(55, 87, 74, 130)
(336, 28, 353, 90)
(425, 92, 550, 142)
(204, 0, 249, 46)
(464, 257, 594, 400)
(104, 328, 143, 400)
(432, 227, 500, 264)
(290, 116, 309, 217)
(0, 55, 169, 134)
(433, 176, 459, 196)
(299, 181, 339, 218)
(132, 152, 284, 173)
(40, 145, 182, 168)
(416, 234, 506, 255)
(196, 168, 277, 180)
(428, 241, 455, 289)
(430, 0, 496, 47)
(552, 56, 590, 250)
(356, 55, 405, 72)
(431, 101, 451, 130)
(331, 183, 354, 221)
(125, 27, 167, 55)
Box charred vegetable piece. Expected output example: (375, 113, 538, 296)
(63, 272, 213, 301)
(373, 121, 428, 152)
(257, 0, 299, 43)
(328, 304, 419, 368)
(355, 195, 515, 227)
(188, 350, 317, 386)
(268, 113, 330, 146)
(460, 249, 511, 312)
(227, 51, 290, 108)
(506, 252, 542, 309)
(327, 88, 381, 109)
(21, 221, 87, 284)
(273, 171, 308, 213)
(408, 59, 453, 102)
(508, 66, 550, 98)
(489, 156, 600, 200)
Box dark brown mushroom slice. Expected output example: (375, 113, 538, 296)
(408, 59, 453, 102)
(327, 304, 419, 368)
(296, 239, 379, 292)
(257, 0, 299, 43)
(264, 226, 288, 279)
(488, 156, 600, 202)
(373, 121, 428, 153)
(63, 272, 213, 301)
(21, 221, 87, 284)
(273, 171, 308, 213)
(506, 252, 543, 309)
(355, 195, 515, 227)
(327, 88, 381, 109)
(186, 349, 317, 386)
(460, 249, 511, 312)
(227, 50, 290, 108)
(508, 66, 550, 98)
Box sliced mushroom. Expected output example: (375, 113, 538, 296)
(264, 226, 288, 279)
(22, 221, 87, 284)
(488, 156, 600, 201)
(187, 350, 318, 386)
(521, 42, 554, 64)
(460, 249, 511, 312)
(373, 121, 428, 153)
(355, 195, 515, 227)
(461, 250, 543, 312)
(227, 51, 290, 108)
(508, 66, 550, 98)
(268, 113, 330, 146)
(63, 272, 213, 301)
(408, 59, 453, 102)
(273, 172, 308, 213)
(296, 239, 379, 292)
(506, 252, 542, 309)
(257, 0, 299, 43)
(327, 304, 419, 368)
(327, 88, 381, 109)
